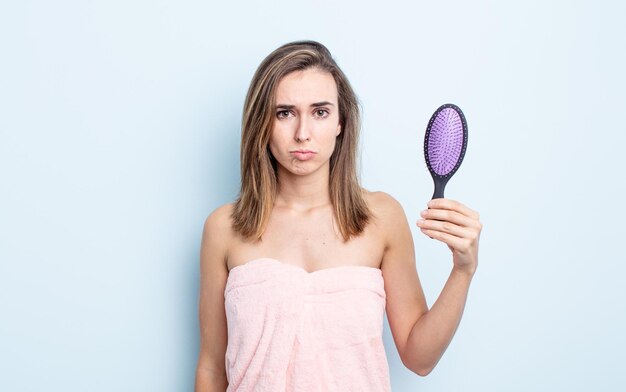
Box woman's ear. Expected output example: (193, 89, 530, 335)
(336, 123, 342, 136)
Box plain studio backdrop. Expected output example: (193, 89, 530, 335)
(1, 0, 624, 390)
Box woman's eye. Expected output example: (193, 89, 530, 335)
(277, 110, 291, 118)
(315, 109, 329, 117)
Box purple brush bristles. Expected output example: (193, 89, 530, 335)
(424, 103, 468, 200)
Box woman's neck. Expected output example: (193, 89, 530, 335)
(274, 167, 331, 212)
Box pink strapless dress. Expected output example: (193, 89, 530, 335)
(224, 257, 391, 391)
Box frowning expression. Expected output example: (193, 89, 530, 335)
(269, 68, 342, 176)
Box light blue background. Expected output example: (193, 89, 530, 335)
(1, 0, 625, 390)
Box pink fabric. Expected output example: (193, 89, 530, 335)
(224, 257, 391, 391)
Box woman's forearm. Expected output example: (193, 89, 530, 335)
(195, 367, 228, 392)
(403, 266, 475, 376)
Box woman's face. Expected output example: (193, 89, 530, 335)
(269, 68, 341, 177)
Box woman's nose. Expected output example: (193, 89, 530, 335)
(294, 117, 311, 142)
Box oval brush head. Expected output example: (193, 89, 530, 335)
(423, 103, 468, 200)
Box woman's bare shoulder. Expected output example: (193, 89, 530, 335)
(204, 202, 234, 227)
(202, 202, 236, 259)
(363, 189, 405, 219)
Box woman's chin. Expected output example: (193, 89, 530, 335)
(278, 163, 322, 177)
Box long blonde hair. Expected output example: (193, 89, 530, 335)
(231, 40, 371, 243)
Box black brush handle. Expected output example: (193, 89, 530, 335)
(431, 175, 449, 200)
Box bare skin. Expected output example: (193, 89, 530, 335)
(195, 68, 482, 390)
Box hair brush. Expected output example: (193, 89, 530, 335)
(423, 103, 468, 202)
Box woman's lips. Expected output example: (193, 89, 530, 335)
(291, 151, 316, 160)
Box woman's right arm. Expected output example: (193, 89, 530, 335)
(195, 205, 231, 391)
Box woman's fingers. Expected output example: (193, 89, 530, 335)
(417, 198, 482, 244)
(428, 198, 480, 221)
(416, 215, 474, 238)
(419, 207, 477, 229)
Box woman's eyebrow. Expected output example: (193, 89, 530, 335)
(275, 101, 335, 109)
(311, 101, 335, 107)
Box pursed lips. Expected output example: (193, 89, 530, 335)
(290, 150, 316, 160)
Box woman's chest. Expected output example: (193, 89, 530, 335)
(228, 207, 386, 272)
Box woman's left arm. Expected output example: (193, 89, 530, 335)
(406, 197, 483, 375)
(377, 193, 482, 377)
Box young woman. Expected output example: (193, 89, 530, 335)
(195, 40, 482, 391)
